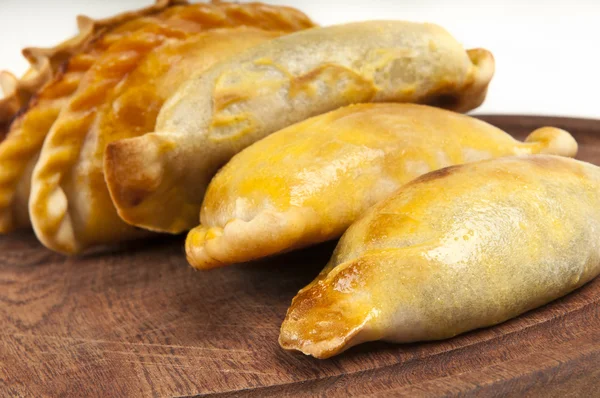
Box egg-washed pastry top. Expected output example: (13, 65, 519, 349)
(0, 0, 190, 138)
(186, 103, 576, 269)
(104, 20, 496, 236)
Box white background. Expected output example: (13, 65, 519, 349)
(1, 0, 599, 118)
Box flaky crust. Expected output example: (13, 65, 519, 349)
(105, 21, 495, 235)
(185, 103, 577, 269)
(280, 155, 600, 358)
(27, 4, 313, 253)
(0, 0, 187, 138)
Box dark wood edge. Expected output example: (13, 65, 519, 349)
(474, 114, 600, 135)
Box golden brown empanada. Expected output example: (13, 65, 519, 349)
(0, 0, 192, 232)
(8, 3, 312, 253)
(29, 28, 282, 253)
(0, 0, 185, 137)
(185, 104, 577, 269)
(105, 20, 495, 234)
(279, 155, 600, 359)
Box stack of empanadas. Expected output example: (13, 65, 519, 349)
(0, 0, 314, 251)
(104, 20, 495, 234)
(3, 1, 599, 359)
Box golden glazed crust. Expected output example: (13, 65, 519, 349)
(27, 4, 313, 254)
(36, 28, 282, 253)
(0, 0, 187, 138)
(105, 20, 495, 235)
(0, 0, 195, 233)
(279, 155, 600, 358)
(185, 104, 577, 269)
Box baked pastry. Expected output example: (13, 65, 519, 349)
(185, 103, 577, 269)
(2, 2, 312, 252)
(0, 0, 187, 232)
(104, 20, 495, 234)
(30, 27, 282, 253)
(0, 0, 185, 138)
(279, 155, 600, 358)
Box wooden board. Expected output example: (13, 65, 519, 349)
(2, 115, 600, 397)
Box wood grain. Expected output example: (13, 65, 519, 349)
(1, 115, 599, 397)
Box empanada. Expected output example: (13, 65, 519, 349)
(17, 4, 312, 253)
(279, 155, 600, 359)
(185, 104, 577, 269)
(0, 0, 189, 232)
(0, 0, 184, 137)
(104, 20, 496, 234)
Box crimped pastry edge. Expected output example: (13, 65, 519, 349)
(0, 0, 187, 138)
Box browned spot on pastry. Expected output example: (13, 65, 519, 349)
(287, 260, 368, 328)
(104, 142, 152, 208)
(292, 65, 326, 87)
(121, 187, 151, 207)
(280, 259, 372, 358)
(409, 164, 462, 185)
(213, 92, 247, 112)
(290, 64, 376, 101)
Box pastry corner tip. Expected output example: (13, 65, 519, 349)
(185, 225, 227, 270)
(278, 318, 356, 360)
(104, 135, 164, 211)
(526, 126, 578, 158)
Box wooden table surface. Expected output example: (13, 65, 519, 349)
(1, 115, 600, 397)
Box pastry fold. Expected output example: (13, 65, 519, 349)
(18, 3, 312, 253)
(280, 155, 600, 358)
(185, 104, 577, 269)
(104, 20, 495, 234)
